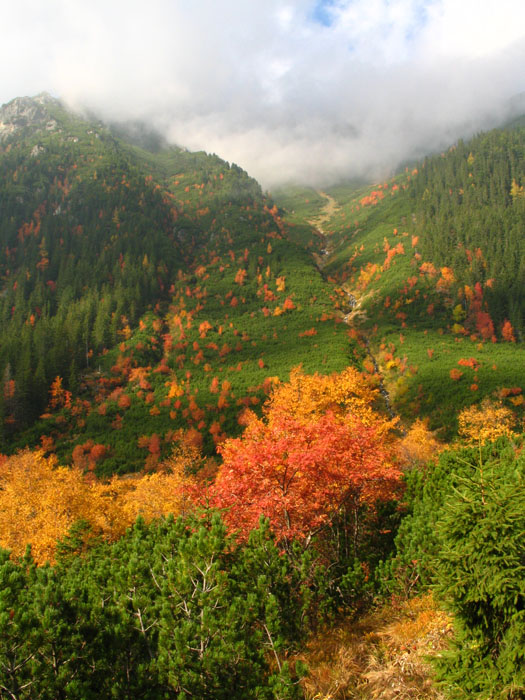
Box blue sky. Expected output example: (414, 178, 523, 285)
(312, 0, 337, 26)
(1, 1, 525, 185)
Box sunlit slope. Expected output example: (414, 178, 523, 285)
(274, 133, 525, 436)
(1, 96, 358, 472)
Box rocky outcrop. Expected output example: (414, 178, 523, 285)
(0, 92, 60, 141)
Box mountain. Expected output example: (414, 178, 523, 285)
(0, 92, 61, 140)
(1, 94, 524, 699)
(274, 123, 525, 435)
(0, 94, 355, 471)
(1, 92, 524, 463)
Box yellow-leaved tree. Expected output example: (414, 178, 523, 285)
(0, 450, 105, 564)
(0, 439, 198, 564)
(266, 365, 395, 433)
(120, 438, 199, 523)
(458, 399, 516, 444)
(396, 418, 443, 468)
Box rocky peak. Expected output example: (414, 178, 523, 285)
(0, 92, 62, 141)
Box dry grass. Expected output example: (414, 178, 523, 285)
(297, 594, 453, 700)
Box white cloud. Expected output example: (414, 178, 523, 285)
(1, 1, 525, 186)
(421, 0, 525, 59)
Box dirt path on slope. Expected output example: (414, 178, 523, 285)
(308, 191, 341, 268)
(307, 191, 340, 235)
(307, 191, 397, 420)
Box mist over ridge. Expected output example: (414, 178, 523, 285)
(1, 1, 525, 187)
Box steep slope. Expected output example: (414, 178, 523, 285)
(0, 94, 357, 471)
(0, 94, 185, 433)
(274, 125, 525, 436)
(408, 129, 525, 334)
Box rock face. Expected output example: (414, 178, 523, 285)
(0, 92, 60, 141)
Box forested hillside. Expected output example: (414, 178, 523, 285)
(409, 130, 525, 335)
(0, 95, 355, 471)
(293, 125, 525, 435)
(0, 95, 523, 699)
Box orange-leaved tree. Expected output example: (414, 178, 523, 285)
(210, 367, 400, 544)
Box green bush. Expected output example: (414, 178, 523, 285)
(382, 438, 525, 698)
(0, 514, 309, 699)
(433, 442, 525, 698)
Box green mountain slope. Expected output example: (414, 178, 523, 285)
(0, 95, 358, 472)
(274, 126, 525, 436)
(2, 93, 524, 466)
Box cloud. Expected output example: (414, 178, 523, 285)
(1, 1, 525, 186)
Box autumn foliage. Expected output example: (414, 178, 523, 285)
(457, 399, 517, 444)
(0, 450, 110, 564)
(501, 319, 516, 342)
(396, 418, 443, 468)
(209, 367, 401, 543)
(0, 441, 197, 564)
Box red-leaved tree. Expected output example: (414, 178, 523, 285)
(209, 367, 400, 544)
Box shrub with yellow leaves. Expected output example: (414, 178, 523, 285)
(457, 398, 516, 444)
(0, 438, 199, 564)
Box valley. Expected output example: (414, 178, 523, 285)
(0, 94, 523, 699)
